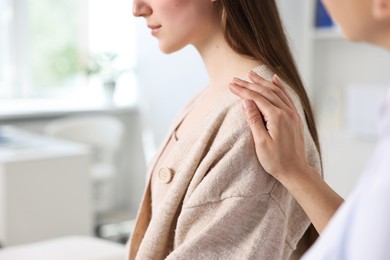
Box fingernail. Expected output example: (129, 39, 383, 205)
(229, 83, 238, 90)
(242, 99, 254, 111)
(232, 77, 241, 83)
(273, 74, 281, 83)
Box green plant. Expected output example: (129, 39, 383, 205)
(86, 53, 121, 85)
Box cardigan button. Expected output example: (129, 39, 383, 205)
(159, 167, 174, 184)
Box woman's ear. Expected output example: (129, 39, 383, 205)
(373, 0, 390, 20)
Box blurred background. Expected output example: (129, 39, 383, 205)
(0, 0, 389, 258)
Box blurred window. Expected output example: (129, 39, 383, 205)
(0, 0, 136, 104)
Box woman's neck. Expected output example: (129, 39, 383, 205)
(195, 32, 262, 91)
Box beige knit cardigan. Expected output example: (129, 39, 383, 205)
(128, 65, 321, 260)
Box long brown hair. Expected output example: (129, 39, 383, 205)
(217, 0, 322, 166)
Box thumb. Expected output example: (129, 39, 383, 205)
(241, 99, 269, 141)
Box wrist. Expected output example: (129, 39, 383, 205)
(276, 164, 320, 192)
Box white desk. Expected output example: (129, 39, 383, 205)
(0, 126, 93, 247)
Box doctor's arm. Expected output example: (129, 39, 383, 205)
(229, 72, 344, 234)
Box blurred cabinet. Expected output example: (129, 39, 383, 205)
(302, 1, 390, 111)
(278, 0, 390, 101)
(0, 126, 93, 247)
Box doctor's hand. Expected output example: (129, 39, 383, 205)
(229, 71, 313, 183)
(230, 72, 345, 234)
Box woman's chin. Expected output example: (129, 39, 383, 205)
(159, 43, 185, 54)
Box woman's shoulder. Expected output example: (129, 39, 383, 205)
(251, 65, 303, 110)
(250, 65, 321, 172)
(215, 65, 304, 133)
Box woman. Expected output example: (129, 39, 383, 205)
(230, 0, 390, 258)
(129, 0, 321, 259)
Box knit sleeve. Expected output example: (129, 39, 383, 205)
(166, 121, 311, 260)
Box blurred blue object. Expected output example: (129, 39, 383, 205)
(315, 0, 333, 28)
(0, 128, 9, 145)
